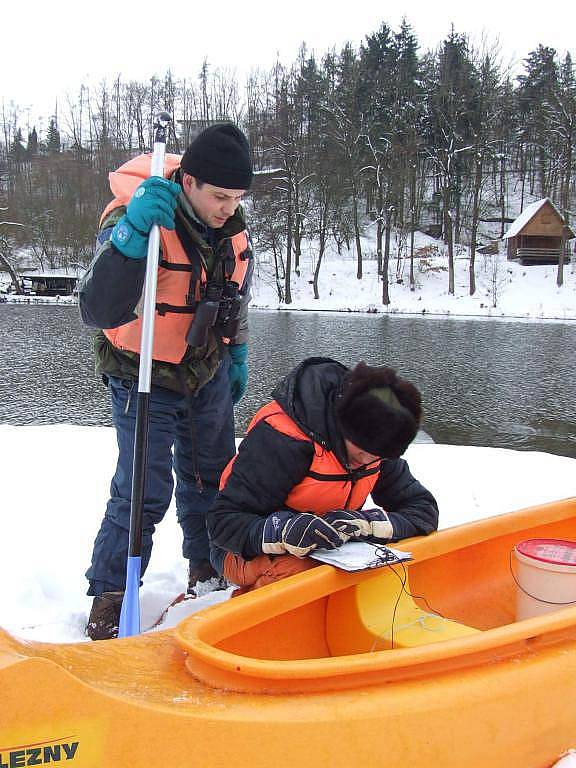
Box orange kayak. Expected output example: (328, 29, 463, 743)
(2, 497, 576, 768)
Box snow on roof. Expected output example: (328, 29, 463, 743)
(20, 268, 81, 279)
(503, 197, 563, 239)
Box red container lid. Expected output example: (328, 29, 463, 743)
(516, 538, 576, 566)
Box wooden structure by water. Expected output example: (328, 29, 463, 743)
(19, 271, 79, 297)
(503, 198, 575, 264)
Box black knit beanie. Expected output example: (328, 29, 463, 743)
(180, 123, 253, 189)
(336, 362, 422, 459)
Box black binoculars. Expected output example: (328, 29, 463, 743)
(186, 281, 242, 348)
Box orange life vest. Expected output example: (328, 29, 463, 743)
(100, 153, 249, 364)
(220, 400, 382, 513)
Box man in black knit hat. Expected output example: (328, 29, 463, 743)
(79, 123, 254, 639)
(207, 357, 439, 592)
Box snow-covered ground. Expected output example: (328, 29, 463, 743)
(3, 232, 576, 320)
(251, 233, 576, 320)
(1, 423, 575, 645)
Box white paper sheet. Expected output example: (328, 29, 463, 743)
(309, 541, 412, 572)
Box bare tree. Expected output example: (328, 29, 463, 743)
(427, 137, 468, 295)
(0, 210, 26, 293)
(326, 104, 365, 278)
(360, 132, 398, 302)
(480, 249, 508, 308)
(309, 176, 338, 300)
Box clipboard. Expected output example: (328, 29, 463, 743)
(309, 541, 412, 572)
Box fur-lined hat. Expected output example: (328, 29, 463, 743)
(335, 362, 422, 459)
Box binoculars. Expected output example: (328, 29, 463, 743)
(186, 281, 243, 348)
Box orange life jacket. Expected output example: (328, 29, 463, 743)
(220, 401, 382, 513)
(100, 153, 249, 364)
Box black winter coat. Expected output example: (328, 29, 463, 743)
(207, 358, 439, 564)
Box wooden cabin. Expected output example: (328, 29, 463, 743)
(19, 270, 79, 297)
(503, 198, 575, 264)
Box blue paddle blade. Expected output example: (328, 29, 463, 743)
(118, 556, 142, 637)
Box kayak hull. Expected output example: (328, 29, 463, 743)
(2, 497, 576, 767)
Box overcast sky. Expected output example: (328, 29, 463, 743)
(3, 0, 574, 127)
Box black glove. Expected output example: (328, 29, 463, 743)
(262, 511, 343, 558)
(324, 508, 393, 541)
(323, 510, 364, 541)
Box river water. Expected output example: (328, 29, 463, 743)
(1, 304, 575, 457)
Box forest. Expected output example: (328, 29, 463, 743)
(1, 21, 574, 304)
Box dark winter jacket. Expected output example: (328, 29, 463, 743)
(78, 169, 252, 395)
(207, 358, 439, 567)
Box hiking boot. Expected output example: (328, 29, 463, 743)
(187, 559, 228, 597)
(86, 591, 124, 640)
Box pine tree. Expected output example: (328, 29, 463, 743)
(425, 28, 480, 293)
(27, 127, 38, 156)
(9, 128, 26, 162)
(516, 45, 559, 196)
(46, 117, 61, 153)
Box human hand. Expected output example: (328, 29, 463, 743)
(323, 510, 365, 541)
(325, 508, 393, 541)
(228, 343, 248, 404)
(126, 176, 180, 234)
(111, 177, 180, 259)
(262, 511, 343, 558)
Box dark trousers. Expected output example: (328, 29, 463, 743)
(86, 359, 235, 596)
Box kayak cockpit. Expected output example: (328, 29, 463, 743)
(176, 498, 576, 693)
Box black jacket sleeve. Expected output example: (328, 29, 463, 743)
(78, 221, 148, 329)
(207, 421, 314, 559)
(370, 458, 439, 541)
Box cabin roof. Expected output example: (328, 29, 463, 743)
(20, 270, 80, 280)
(503, 198, 574, 239)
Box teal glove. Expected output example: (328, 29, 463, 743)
(111, 176, 180, 259)
(228, 343, 248, 404)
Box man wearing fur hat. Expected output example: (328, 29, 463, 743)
(207, 357, 439, 591)
(79, 123, 254, 639)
